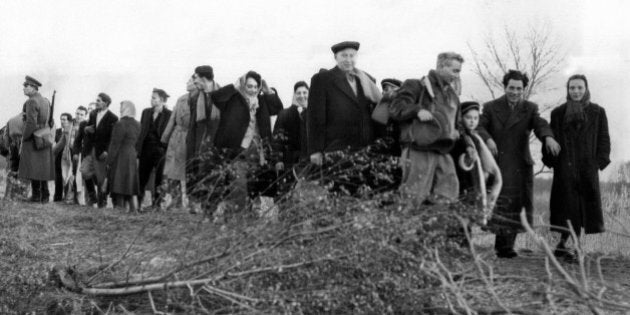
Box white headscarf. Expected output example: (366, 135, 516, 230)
(120, 100, 136, 118)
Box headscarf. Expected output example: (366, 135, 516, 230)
(235, 72, 262, 111)
(564, 74, 591, 127)
(120, 100, 136, 118)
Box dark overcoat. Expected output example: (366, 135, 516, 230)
(107, 117, 141, 196)
(136, 107, 172, 155)
(478, 96, 554, 232)
(542, 103, 610, 234)
(86, 110, 118, 157)
(273, 104, 307, 165)
(211, 84, 283, 150)
(306, 66, 376, 154)
(18, 92, 55, 181)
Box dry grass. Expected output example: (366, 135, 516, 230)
(1, 159, 630, 313)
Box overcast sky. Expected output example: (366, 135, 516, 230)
(1, 0, 628, 170)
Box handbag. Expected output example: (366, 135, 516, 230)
(33, 126, 53, 150)
(371, 99, 390, 125)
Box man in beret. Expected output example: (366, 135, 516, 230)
(136, 88, 172, 208)
(307, 41, 382, 166)
(81, 92, 118, 208)
(18, 76, 55, 202)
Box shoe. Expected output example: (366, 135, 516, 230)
(28, 195, 42, 203)
(554, 247, 578, 263)
(496, 249, 518, 259)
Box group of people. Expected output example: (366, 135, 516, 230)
(1, 41, 611, 261)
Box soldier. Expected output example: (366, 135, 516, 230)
(18, 76, 55, 203)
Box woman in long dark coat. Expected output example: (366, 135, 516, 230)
(542, 74, 611, 261)
(107, 100, 141, 212)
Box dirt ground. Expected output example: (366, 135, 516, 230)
(1, 199, 630, 314)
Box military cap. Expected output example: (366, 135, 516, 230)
(24, 75, 42, 87)
(460, 101, 481, 114)
(331, 41, 360, 54)
(381, 78, 402, 89)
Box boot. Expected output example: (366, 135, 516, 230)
(85, 178, 98, 206)
(40, 181, 50, 203)
(29, 181, 41, 202)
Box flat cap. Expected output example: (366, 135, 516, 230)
(24, 75, 42, 87)
(381, 78, 402, 89)
(460, 101, 480, 114)
(331, 41, 360, 54)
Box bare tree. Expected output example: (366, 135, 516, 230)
(468, 23, 565, 102)
(468, 24, 566, 176)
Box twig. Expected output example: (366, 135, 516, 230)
(87, 224, 147, 284)
(458, 216, 512, 314)
(148, 290, 168, 315)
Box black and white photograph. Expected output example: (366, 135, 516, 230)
(0, 0, 629, 313)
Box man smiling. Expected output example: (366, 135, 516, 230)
(478, 69, 561, 258)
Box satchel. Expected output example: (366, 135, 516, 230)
(404, 114, 444, 147)
(33, 127, 53, 150)
(371, 100, 390, 125)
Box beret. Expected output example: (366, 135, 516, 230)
(460, 101, 480, 114)
(24, 75, 42, 87)
(331, 41, 360, 54)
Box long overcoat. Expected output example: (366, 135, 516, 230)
(107, 117, 141, 196)
(18, 92, 55, 181)
(306, 66, 376, 155)
(478, 96, 554, 232)
(542, 103, 610, 234)
(162, 94, 191, 181)
(273, 104, 307, 165)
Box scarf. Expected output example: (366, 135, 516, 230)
(347, 68, 382, 103)
(120, 100, 136, 118)
(196, 81, 221, 122)
(564, 89, 590, 127)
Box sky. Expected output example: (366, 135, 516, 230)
(1, 0, 628, 174)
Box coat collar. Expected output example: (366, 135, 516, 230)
(494, 95, 528, 129)
(331, 66, 359, 104)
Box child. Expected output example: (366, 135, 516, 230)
(451, 101, 502, 220)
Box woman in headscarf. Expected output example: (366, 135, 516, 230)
(542, 74, 611, 262)
(161, 76, 195, 209)
(273, 80, 309, 172)
(107, 100, 141, 212)
(209, 71, 283, 215)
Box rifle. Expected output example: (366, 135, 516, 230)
(48, 90, 56, 128)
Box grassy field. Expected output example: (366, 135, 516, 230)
(0, 167, 629, 313)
